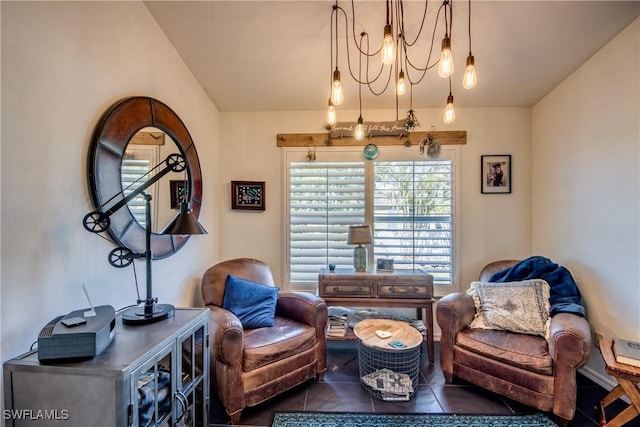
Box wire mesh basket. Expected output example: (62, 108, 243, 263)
(357, 340, 421, 401)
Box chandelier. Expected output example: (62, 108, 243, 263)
(326, 0, 477, 138)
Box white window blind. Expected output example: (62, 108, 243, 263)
(289, 161, 365, 290)
(121, 145, 160, 228)
(121, 158, 151, 226)
(373, 160, 453, 284)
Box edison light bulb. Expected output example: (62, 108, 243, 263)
(397, 70, 406, 96)
(463, 54, 477, 89)
(437, 37, 454, 78)
(380, 24, 395, 65)
(354, 116, 365, 141)
(443, 94, 455, 124)
(331, 69, 344, 106)
(327, 100, 337, 125)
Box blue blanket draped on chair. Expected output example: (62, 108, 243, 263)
(488, 256, 586, 317)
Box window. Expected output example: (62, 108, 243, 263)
(284, 147, 458, 296)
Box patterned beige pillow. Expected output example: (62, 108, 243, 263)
(467, 279, 551, 338)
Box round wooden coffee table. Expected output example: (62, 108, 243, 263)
(353, 318, 423, 350)
(353, 319, 423, 401)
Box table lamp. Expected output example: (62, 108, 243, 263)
(348, 224, 373, 272)
(83, 153, 207, 325)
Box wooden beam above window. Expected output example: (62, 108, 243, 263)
(276, 131, 466, 147)
(130, 131, 165, 146)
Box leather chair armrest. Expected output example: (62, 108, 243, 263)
(276, 291, 328, 330)
(206, 305, 243, 366)
(436, 292, 476, 382)
(548, 312, 592, 421)
(436, 292, 476, 335)
(548, 313, 592, 368)
(276, 292, 329, 380)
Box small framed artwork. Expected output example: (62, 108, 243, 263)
(376, 258, 395, 272)
(231, 181, 265, 210)
(170, 180, 188, 209)
(481, 155, 511, 194)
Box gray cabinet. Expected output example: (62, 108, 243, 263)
(3, 308, 209, 427)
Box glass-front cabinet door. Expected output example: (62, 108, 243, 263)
(130, 343, 175, 427)
(176, 323, 208, 427)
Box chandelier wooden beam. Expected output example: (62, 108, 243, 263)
(276, 131, 466, 147)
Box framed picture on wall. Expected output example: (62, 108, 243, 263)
(231, 181, 265, 210)
(170, 180, 188, 209)
(376, 258, 395, 272)
(481, 155, 511, 194)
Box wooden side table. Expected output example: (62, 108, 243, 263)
(598, 338, 640, 427)
(318, 268, 435, 364)
(354, 318, 424, 350)
(354, 319, 424, 401)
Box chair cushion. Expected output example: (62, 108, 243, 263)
(223, 274, 279, 329)
(468, 279, 551, 338)
(242, 316, 317, 372)
(456, 327, 553, 375)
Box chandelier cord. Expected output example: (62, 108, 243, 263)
(467, 0, 472, 55)
(402, 1, 446, 85)
(410, 84, 415, 112)
(330, 3, 336, 87)
(330, 1, 340, 84)
(398, 0, 429, 48)
(358, 40, 363, 116)
(362, 32, 394, 96)
(337, 4, 391, 94)
(444, 0, 451, 37)
(349, 1, 380, 58)
(386, 0, 391, 28)
(334, 3, 339, 68)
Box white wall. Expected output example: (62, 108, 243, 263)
(219, 107, 533, 291)
(532, 18, 640, 385)
(1, 0, 220, 369)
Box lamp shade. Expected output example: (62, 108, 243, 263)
(347, 224, 373, 246)
(161, 202, 207, 235)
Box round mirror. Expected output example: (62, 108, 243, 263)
(87, 96, 203, 259)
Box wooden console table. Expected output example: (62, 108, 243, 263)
(318, 268, 435, 364)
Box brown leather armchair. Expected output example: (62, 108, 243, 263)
(201, 258, 327, 424)
(436, 260, 591, 426)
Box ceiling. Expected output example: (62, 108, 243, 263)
(145, 1, 640, 113)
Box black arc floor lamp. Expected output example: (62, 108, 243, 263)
(83, 153, 207, 325)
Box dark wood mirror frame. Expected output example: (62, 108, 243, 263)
(87, 96, 203, 259)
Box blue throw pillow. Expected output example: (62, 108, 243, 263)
(222, 274, 279, 329)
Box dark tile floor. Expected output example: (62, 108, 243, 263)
(209, 341, 640, 427)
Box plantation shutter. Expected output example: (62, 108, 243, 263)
(289, 161, 366, 290)
(121, 145, 160, 228)
(373, 160, 453, 284)
(121, 158, 151, 226)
